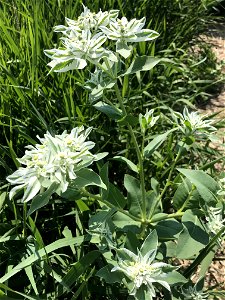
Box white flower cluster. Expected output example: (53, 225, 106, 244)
(112, 248, 172, 299)
(44, 5, 159, 72)
(7, 127, 101, 202)
(206, 206, 225, 236)
(139, 109, 159, 133)
(173, 107, 216, 138)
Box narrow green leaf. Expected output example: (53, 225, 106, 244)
(144, 128, 176, 158)
(0, 236, 86, 283)
(112, 156, 138, 173)
(124, 56, 161, 75)
(57, 251, 101, 297)
(94, 101, 122, 120)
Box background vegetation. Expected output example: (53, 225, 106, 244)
(0, 0, 225, 299)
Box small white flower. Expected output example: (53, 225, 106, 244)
(139, 109, 159, 133)
(173, 107, 216, 138)
(7, 127, 101, 202)
(112, 247, 172, 299)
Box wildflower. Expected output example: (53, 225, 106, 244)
(217, 177, 225, 196)
(7, 127, 103, 202)
(182, 285, 208, 299)
(139, 109, 159, 133)
(205, 206, 225, 236)
(173, 107, 216, 138)
(112, 232, 176, 299)
(44, 5, 159, 70)
(44, 30, 112, 72)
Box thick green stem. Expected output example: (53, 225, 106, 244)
(81, 188, 142, 222)
(148, 211, 184, 223)
(114, 83, 147, 221)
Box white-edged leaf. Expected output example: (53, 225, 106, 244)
(112, 156, 138, 173)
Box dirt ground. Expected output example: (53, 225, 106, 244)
(197, 23, 225, 296)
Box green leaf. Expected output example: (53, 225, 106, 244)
(27, 182, 59, 216)
(164, 271, 187, 285)
(140, 230, 158, 256)
(144, 128, 176, 158)
(100, 162, 109, 199)
(94, 101, 122, 120)
(124, 56, 161, 75)
(61, 186, 81, 200)
(73, 168, 107, 190)
(112, 212, 141, 233)
(96, 264, 123, 284)
(57, 251, 101, 297)
(124, 175, 142, 216)
(0, 192, 6, 212)
(155, 219, 183, 240)
(176, 210, 209, 259)
(24, 265, 38, 295)
(173, 178, 199, 210)
(184, 225, 225, 277)
(104, 183, 126, 209)
(112, 156, 138, 173)
(0, 283, 40, 299)
(125, 231, 141, 254)
(76, 199, 90, 212)
(116, 41, 131, 59)
(0, 236, 86, 283)
(177, 169, 219, 204)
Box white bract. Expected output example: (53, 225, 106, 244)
(173, 107, 216, 137)
(206, 206, 225, 236)
(44, 30, 113, 72)
(217, 177, 225, 196)
(112, 247, 172, 299)
(44, 5, 159, 71)
(100, 16, 159, 58)
(139, 109, 159, 133)
(7, 127, 101, 202)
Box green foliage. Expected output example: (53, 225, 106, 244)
(0, 0, 225, 299)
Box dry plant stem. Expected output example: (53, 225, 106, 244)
(81, 188, 142, 222)
(114, 83, 147, 221)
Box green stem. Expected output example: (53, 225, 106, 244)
(81, 188, 142, 223)
(148, 211, 184, 223)
(114, 83, 147, 221)
(23, 202, 27, 238)
(149, 144, 183, 219)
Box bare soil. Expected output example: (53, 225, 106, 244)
(197, 23, 225, 296)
